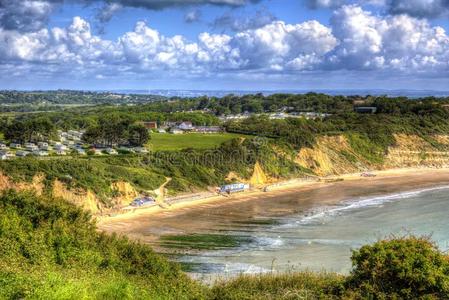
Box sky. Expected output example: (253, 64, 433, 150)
(2, 0, 449, 91)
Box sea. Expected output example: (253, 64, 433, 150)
(173, 185, 449, 278)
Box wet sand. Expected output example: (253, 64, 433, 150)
(98, 168, 449, 244)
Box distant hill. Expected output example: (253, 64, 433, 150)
(115, 89, 449, 98)
(0, 90, 167, 105)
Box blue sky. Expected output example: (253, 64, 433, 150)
(2, 0, 449, 91)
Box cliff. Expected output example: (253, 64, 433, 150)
(1, 134, 449, 215)
(295, 134, 449, 176)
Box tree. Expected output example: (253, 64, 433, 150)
(4, 117, 56, 143)
(347, 237, 449, 299)
(128, 124, 150, 146)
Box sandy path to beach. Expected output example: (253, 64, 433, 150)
(98, 168, 449, 244)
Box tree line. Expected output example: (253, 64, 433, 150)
(82, 115, 150, 147)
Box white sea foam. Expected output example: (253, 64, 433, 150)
(253, 236, 284, 249)
(283, 185, 449, 227)
(223, 262, 271, 274)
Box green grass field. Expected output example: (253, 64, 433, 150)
(148, 132, 245, 151)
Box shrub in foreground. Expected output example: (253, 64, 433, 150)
(0, 190, 205, 299)
(346, 237, 449, 299)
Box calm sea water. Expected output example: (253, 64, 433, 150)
(176, 186, 449, 277)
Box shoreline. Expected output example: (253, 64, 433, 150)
(97, 166, 449, 229)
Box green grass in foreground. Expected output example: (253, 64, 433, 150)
(0, 190, 205, 299)
(210, 272, 344, 300)
(148, 133, 246, 151)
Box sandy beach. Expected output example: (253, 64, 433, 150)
(98, 167, 449, 243)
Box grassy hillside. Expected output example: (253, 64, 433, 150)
(0, 138, 305, 203)
(0, 190, 205, 299)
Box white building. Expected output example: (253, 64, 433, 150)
(56, 149, 67, 156)
(33, 150, 49, 157)
(134, 147, 149, 154)
(75, 148, 86, 155)
(54, 144, 67, 151)
(26, 144, 38, 151)
(0, 151, 13, 159)
(178, 122, 193, 131)
(170, 128, 183, 135)
(40, 145, 52, 151)
(105, 148, 118, 155)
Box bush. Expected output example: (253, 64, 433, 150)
(0, 190, 205, 299)
(346, 237, 449, 299)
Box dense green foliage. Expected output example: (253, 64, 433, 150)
(210, 272, 344, 299)
(0, 138, 304, 201)
(0, 90, 166, 105)
(82, 115, 150, 147)
(347, 237, 449, 299)
(225, 104, 449, 157)
(212, 237, 449, 299)
(0, 190, 204, 299)
(4, 117, 58, 143)
(0, 109, 220, 136)
(130, 92, 354, 115)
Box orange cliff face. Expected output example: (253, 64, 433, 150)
(250, 161, 269, 186)
(51, 180, 101, 215)
(0, 173, 142, 216)
(295, 134, 449, 177)
(295, 135, 370, 176)
(0, 173, 45, 196)
(111, 181, 139, 206)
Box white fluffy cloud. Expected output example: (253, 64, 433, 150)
(233, 20, 337, 70)
(328, 5, 449, 71)
(2, 5, 449, 82)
